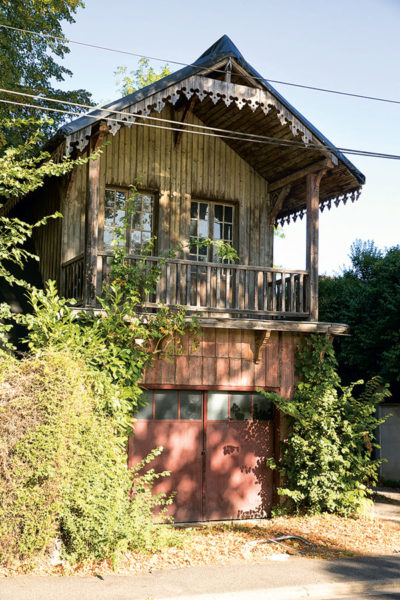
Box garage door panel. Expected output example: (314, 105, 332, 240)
(130, 420, 203, 522)
(206, 421, 273, 520)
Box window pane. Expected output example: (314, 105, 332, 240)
(103, 228, 114, 250)
(105, 206, 114, 226)
(190, 202, 198, 219)
(224, 223, 233, 241)
(142, 195, 153, 211)
(131, 231, 141, 244)
(199, 220, 208, 238)
(134, 196, 142, 211)
(207, 392, 229, 420)
(214, 205, 223, 222)
(214, 222, 223, 240)
(115, 210, 125, 227)
(105, 189, 115, 207)
(199, 203, 208, 220)
(189, 221, 197, 236)
(142, 231, 151, 244)
(180, 391, 202, 420)
(116, 191, 126, 209)
(230, 393, 251, 420)
(132, 211, 141, 228)
(224, 206, 233, 222)
(253, 393, 273, 420)
(136, 390, 153, 419)
(155, 391, 178, 420)
(142, 212, 152, 230)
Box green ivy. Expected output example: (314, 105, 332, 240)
(263, 334, 390, 516)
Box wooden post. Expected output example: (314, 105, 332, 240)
(84, 121, 108, 307)
(306, 171, 326, 321)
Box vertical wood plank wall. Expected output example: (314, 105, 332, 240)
(143, 329, 301, 396)
(31, 178, 64, 288)
(60, 162, 88, 263)
(62, 104, 273, 267)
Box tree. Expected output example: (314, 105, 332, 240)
(0, 1, 92, 146)
(115, 58, 171, 97)
(319, 240, 400, 398)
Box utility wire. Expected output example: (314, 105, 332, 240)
(1, 96, 400, 160)
(0, 87, 308, 146)
(1, 23, 399, 107)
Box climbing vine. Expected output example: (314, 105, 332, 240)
(264, 334, 390, 516)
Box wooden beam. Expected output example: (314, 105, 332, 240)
(306, 170, 326, 321)
(269, 185, 291, 225)
(269, 159, 334, 193)
(83, 121, 109, 307)
(254, 330, 271, 364)
(175, 96, 196, 148)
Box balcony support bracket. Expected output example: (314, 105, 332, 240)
(254, 330, 271, 364)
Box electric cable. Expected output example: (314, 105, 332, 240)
(1, 96, 400, 160)
(1, 23, 399, 106)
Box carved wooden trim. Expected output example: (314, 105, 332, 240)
(270, 185, 291, 225)
(65, 75, 318, 154)
(254, 330, 271, 364)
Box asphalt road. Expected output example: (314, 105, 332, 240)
(1, 556, 400, 600)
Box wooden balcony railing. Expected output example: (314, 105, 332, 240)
(61, 253, 84, 304)
(62, 252, 310, 319)
(103, 253, 310, 318)
(62, 252, 309, 319)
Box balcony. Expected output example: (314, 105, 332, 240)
(61, 252, 310, 320)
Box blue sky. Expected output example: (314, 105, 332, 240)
(59, 0, 400, 274)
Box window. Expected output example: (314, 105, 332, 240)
(189, 201, 234, 263)
(207, 391, 272, 421)
(136, 390, 272, 421)
(136, 390, 202, 420)
(104, 189, 154, 253)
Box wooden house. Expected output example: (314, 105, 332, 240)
(9, 36, 365, 522)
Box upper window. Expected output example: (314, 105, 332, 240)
(189, 200, 234, 263)
(104, 189, 154, 254)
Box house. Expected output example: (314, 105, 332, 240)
(9, 35, 365, 521)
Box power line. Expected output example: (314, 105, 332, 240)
(1, 23, 399, 107)
(0, 87, 306, 147)
(1, 96, 400, 160)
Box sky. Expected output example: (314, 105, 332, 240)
(57, 0, 400, 275)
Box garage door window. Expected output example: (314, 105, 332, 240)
(137, 390, 272, 421)
(137, 390, 202, 420)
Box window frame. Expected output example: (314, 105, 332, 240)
(189, 199, 237, 263)
(102, 186, 158, 255)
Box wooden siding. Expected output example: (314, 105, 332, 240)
(31, 178, 64, 288)
(62, 105, 273, 268)
(60, 161, 87, 263)
(143, 329, 301, 395)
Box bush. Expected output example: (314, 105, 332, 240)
(0, 350, 176, 566)
(264, 335, 390, 516)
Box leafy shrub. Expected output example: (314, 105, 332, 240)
(0, 350, 177, 565)
(264, 334, 390, 516)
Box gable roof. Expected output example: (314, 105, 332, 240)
(59, 34, 365, 187)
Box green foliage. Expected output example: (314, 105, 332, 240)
(0, 0, 92, 145)
(264, 334, 390, 516)
(115, 58, 171, 96)
(319, 240, 400, 396)
(0, 118, 99, 350)
(0, 351, 178, 565)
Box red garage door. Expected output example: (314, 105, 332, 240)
(128, 389, 274, 522)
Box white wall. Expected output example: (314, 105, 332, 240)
(379, 405, 400, 481)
